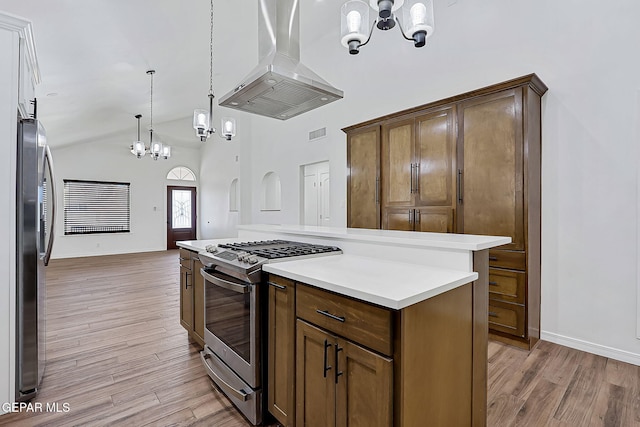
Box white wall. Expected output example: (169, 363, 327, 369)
(51, 133, 201, 259)
(198, 108, 248, 239)
(0, 26, 18, 415)
(199, 1, 640, 363)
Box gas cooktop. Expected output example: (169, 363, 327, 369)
(198, 240, 342, 282)
(218, 240, 341, 260)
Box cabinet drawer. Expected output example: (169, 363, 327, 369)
(488, 269, 525, 304)
(179, 249, 192, 269)
(489, 250, 526, 271)
(488, 301, 525, 338)
(296, 284, 393, 356)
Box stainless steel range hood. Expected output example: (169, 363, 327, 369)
(219, 0, 343, 120)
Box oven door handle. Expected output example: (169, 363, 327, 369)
(201, 269, 250, 294)
(200, 351, 249, 402)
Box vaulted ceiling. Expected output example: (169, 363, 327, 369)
(0, 0, 342, 148)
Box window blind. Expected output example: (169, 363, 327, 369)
(63, 180, 130, 235)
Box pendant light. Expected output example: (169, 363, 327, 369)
(340, 0, 434, 54)
(193, 0, 236, 142)
(130, 70, 171, 160)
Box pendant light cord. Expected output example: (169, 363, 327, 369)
(209, 0, 214, 96)
(147, 70, 155, 142)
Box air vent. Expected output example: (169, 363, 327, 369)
(309, 127, 327, 141)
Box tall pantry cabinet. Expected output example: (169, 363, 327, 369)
(344, 75, 547, 349)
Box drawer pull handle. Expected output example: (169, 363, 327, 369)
(268, 281, 286, 290)
(179, 257, 189, 261)
(323, 339, 332, 378)
(489, 256, 498, 261)
(316, 310, 346, 323)
(489, 281, 498, 286)
(488, 311, 499, 318)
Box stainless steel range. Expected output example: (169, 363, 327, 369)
(197, 240, 341, 425)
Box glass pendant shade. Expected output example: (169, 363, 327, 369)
(150, 140, 163, 160)
(193, 109, 209, 134)
(402, 0, 434, 45)
(131, 140, 146, 158)
(161, 145, 172, 159)
(221, 117, 236, 140)
(341, 1, 370, 53)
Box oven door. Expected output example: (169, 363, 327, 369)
(202, 268, 260, 388)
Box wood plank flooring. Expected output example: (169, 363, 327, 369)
(0, 250, 638, 426)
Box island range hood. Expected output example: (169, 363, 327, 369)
(219, 0, 343, 120)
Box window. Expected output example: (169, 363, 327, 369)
(63, 180, 130, 235)
(167, 166, 196, 181)
(172, 189, 193, 229)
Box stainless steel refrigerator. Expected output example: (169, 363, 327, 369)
(16, 118, 56, 401)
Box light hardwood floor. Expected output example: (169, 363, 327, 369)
(0, 251, 638, 426)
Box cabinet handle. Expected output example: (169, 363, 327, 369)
(335, 344, 343, 384)
(409, 210, 413, 225)
(179, 257, 189, 261)
(185, 271, 191, 289)
(375, 177, 380, 205)
(457, 169, 463, 204)
(415, 210, 420, 226)
(415, 163, 420, 194)
(316, 309, 346, 323)
(268, 281, 286, 290)
(489, 281, 498, 286)
(410, 163, 415, 194)
(488, 311, 499, 318)
(489, 256, 498, 261)
(323, 339, 332, 378)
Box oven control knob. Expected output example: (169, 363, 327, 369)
(248, 256, 258, 264)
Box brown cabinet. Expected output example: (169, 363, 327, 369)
(277, 279, 486, 426)
(296, 319, 392, 427)
(379, 107, 457, 233)
(343, 74, 547, 349)
(267, 275, 296, 427)
(178, 248, 204, 347)
(347, 125, 380, 229)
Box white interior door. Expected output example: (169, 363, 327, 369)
(302, 161, 330, 226)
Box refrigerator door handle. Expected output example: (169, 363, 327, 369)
(43, 145, 56, 266)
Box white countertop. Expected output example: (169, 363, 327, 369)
(263, 254, 478, 310)
(176, 238, 239, 253)
(238, 224, 510, 251)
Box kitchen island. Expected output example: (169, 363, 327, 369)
(179, 226, 509, 426)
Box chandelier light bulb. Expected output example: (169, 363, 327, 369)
(410, 2, 427, 26)
(221, 117, 236, 141)
(347, 10, 362, 33)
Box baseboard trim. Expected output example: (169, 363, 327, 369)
(541, 331, 640, 366)
(52, 247, 170, 260)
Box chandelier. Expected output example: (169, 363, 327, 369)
(340, 0, 434, 55)
(193, 0, 236, 142)
(130, 70, 171, 160)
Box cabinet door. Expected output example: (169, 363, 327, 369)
(458, 88, 524, 250)
(347, 126, 380, 229)
(296, 320, 336, 427)
(192, 258, 205, 346)
(415, 108, 456, 207)
(268, 276, 296, 426)
(382, 208, 414, 231)
(415, 207, 454, 233)
(179, 265, 193, 332)
(382, 118, 414, 207)
(335, 338, 393, 427)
